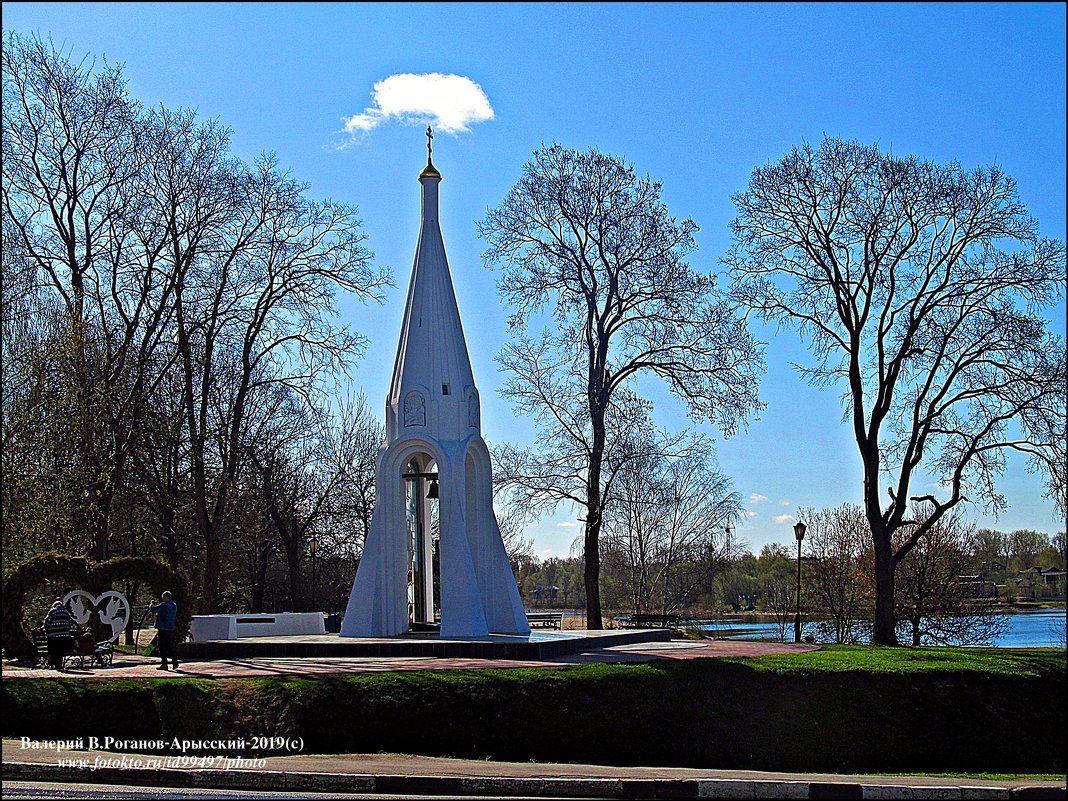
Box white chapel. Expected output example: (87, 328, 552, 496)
(340, 129, 530, 639)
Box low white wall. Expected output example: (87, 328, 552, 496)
(189, 612, 326, 641)
(188, 615, 236, 640)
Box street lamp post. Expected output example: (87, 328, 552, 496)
(309, 536, 320, 612)
(793, 521, 806, 643)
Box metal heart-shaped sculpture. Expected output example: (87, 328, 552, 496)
(62, 590, 130, 644)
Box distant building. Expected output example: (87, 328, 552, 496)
(1017, 567, 1067, 598)
(958, 575, 996, 599)
(980, 561, 1006, 577)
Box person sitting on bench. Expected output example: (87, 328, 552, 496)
(42, 600, 74, 671)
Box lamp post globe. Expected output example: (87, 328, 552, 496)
(793, 521, 806, 643)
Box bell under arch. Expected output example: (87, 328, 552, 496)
(402, 453, 436, 627)
(340, 131, 529, 639)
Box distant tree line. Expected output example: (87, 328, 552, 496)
(520, 512, 1064, 647)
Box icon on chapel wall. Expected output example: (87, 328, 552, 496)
(404, 390, 426, 426)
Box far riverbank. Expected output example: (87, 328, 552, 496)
(554, 606, 1066, 647)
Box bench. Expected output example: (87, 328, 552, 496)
(618, 613, 682, 630)
(32, 627, 114, 670)
(526, 611, 564, 629)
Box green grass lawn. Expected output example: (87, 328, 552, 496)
(729, 643, 1065, 676)
(881, 772, 1066, 781)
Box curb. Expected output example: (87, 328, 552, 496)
(3, 762, 1065, 800)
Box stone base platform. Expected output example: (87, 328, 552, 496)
(178, 627, 671, 661)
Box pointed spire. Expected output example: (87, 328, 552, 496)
(419, 125, 441, 180)
(388, 127, 476, 441)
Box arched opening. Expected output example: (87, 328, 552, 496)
(402, 454, 438, 629)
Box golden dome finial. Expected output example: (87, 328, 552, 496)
(420, 124, 441, 180)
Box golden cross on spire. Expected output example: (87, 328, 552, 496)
(419, 124, 441, 179)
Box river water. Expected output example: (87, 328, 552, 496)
(693, 608, 1067, 648)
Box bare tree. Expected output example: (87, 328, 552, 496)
(894, 506, 1007, 646)
(481, 145, 763, 628)
(2, 34, 390, 618)
(245, 387, 385, 611)
(3, 33, 179, 558)
(728, 137, 1066, 644)
(169, 154, 386, 612)
(600, 447, 665, 617)
(757, 544, 796, 643)
(128, 367, 192, 570)
(1007, 529, 1050, 572)
(802, 504, 873, 644)
(494, 510, 536, 567)
(602, 442, 740, 617)
(326, 391, 386, 560)
(967, 527, 1009, 575)
(226, 476, 277, 613)
(247, 392, 329, 611)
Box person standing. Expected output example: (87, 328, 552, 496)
(148, 591, 179, 671)
(42, 600, 73, 671)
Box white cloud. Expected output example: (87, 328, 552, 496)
(749, 493, 770, 504)
(343, 73, 494, 136)
(774, 514, 795, 525)
(778, 499, 793, 507)
(740, 510, 758, 520)
(557, 521, 578, 528)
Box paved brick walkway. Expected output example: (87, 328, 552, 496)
(2, 638, 819, 680)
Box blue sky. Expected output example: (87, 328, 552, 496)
(4, 2, 1065, 557)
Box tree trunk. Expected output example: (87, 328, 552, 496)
(251, 550, 269, 612)
(160, 506, 180, 569)
(872, 535, 898, 645)
(87, 481, 110, 561)
(584, 402, 607, 630)
(202, 530, 221, 613)
(285, 541, 303, 612)
(584, 515, 603, 629)
(861, 428, 899, 646)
